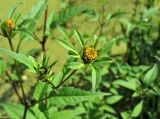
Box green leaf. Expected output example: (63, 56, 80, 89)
(56, 39, 79, 55)
(74, 30, 84, 47)
(113, 79, 139, 91)
(143, 8, 160, 18)
(91, 65, 101, 90)
(120, 111, 129, 119)
(107, 95, 123, 104)
(100, 105, 116, 114)
(15, 27, 37, 41)
(106, 11, 127, 21)
(0, 57, 6, 75)
(18, 18, 36, 27)
(50, 107, 85, 119)
(7, 1, 24, 18)
(131, 100, 143, 118)
(102, 38, 116, 54)
(2, 103, 36, 119)
(23, 0, 48, 35)
(143, 64, 159, 85)
(50, 7, 87, 29)
(34, 82, 49, 100)
(67, 62, 84, 69)
(0, 48, 37, 72)
(49, 87, 109, 106)
(94, 56, 113, 63)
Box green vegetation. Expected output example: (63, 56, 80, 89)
(0, 0, 160, 119)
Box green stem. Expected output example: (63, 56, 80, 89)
(16, 38, 23, 53)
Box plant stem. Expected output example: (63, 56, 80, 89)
(56, 69, 77, 89)
(8, 38, 14, 51)
(5, 71, 23, 103)
(28, 94, 53, 108)
(41, 6, 48, 52)
(28, 69, 78, 108)
(22, 106, 28, 119)
(7, 37, 28, 118)
(16, 38, 23, 53)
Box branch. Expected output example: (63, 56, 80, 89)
(5, 71, 23, 103)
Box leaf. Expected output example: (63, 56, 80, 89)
(120, 111, 129, 119)
(50, 107, 85, 119)
(74, 30, 84, 47)
(0, 57, 6, 75)
(67, 62, 84, 69)
(7, 1, 24, 18)
(113, 79, 139, 91)
(131, 100, 143, 117)
(143, 8, 160, 18)
(2, 103, 36, 119)
(34, 82, 49, 100)
(49, 87, 110, 106)
(18, 18, 36, 27)
(50, 7, 87, 29)
(91, 65, 101, 90)
(107, 95, 123, 104)
(102, 38, 116, 54)
(56, 39, 79, 55)
(0, 48, 37, 72)
(23, 0, 48, 36)
(94, 56, 113, 63)
(143, 64, 159, 85)
(106, 11, 127, 21)
(15, 27, 37, 41)
(100, 105, 116, 114)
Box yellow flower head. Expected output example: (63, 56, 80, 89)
(6, 19, 15, 29)
(83, 47, 97, 62)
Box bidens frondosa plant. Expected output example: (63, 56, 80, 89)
(0, 0, 112, 118)
(1, 0, 159, 119)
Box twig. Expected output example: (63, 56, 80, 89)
(22, 106, 28, 119)
(5, 71, 23, 103)
(41, 6, 48, 52)
(16, 38, 23, 53)
(7, 38, 14, 51)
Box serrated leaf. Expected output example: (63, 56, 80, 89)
(50, 7, 87, 29)
(67, 62, 84, 69)
(0, 48, 37, 72)
(34, 82, 49, 100)
(143, 64, 158, 85)
(49, 87, 110, 106)
(74, 30, 84, 47)
(22, 0, 48, 37)
(1, 103, 36, 119)
(50, 107, 85, 119)
(107, 95, 123, 104)
(131, 100, 143, 117)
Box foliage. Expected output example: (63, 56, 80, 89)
(0, 0, 160, 119)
